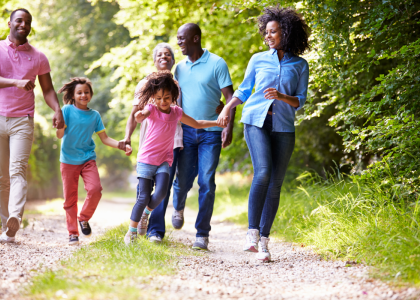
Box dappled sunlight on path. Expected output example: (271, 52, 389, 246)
(151, 206, 420, 300)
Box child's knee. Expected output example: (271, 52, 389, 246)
(87, 184, 102, 197)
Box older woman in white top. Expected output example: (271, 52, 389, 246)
(119, 43, 223, 243)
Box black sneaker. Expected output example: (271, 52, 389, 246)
(79, 221, 92, 236)
(69, 235, 79, 245)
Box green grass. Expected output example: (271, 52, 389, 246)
(203, 172, 420, 286)
(28, 223, 198, 299)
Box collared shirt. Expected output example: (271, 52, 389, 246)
(60, 105, 105, 165)
(234, 49, 309, 132)
(0, 36, 51, 117)
(175, 49, 232, 132)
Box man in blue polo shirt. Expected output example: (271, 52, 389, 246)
(172, 23, 235, 250)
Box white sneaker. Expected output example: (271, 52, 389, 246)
(149, 235, 162, 243)
(137, 212, 149, 236)
(256, 237, 271, 262)
(0, 231, 15, 243)
(243, 229, 259, 252)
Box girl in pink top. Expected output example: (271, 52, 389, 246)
(124, 71, 225, 245)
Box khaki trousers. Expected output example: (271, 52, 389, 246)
(0, 115, 34, 228)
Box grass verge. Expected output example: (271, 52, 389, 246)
(28, 223, 198, 299)
(202, 172, 420, 286)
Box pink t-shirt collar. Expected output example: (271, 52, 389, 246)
(5, 36, 31, 51)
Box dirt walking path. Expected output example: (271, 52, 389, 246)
(152, 206, 420, 300)
(1, 198, 419, 300)
(0, 197, 133, 299)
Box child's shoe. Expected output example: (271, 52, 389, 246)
(79, 220, 92, 236)
(124, 230, 137, 245)
(137, 212, 149, 236)
(69, 235, 79, 245)
(243, 229, 259, 253)
(256, 236, 271, 262)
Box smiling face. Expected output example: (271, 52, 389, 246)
(8, 10, 32, 41)
(154, 47, 175, 71)
(74, 83, 92, 109)
(177, 25, 195, 56)
(153, 89, 173, 113)
(265, 21, 282, 50)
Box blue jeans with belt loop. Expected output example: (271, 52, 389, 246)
(244, 114, 295, 238)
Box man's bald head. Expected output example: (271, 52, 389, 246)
(177, 23, 203, 57)
(10, 8, 32, 22)
(179, 23, 201, 40)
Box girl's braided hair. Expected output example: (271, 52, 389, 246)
(135, 70, 179, 110)
(58, 77, 94, 105)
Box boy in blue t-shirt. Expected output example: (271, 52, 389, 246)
(56, 77, 131, 245)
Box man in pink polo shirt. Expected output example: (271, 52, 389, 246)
(0, 8, 64, 243)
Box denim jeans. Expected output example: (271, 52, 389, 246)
(244, 114, 295, 237)
(147, 148, 181, 239)
(173, 124, 222, 237)
(130, 173, 170, 222)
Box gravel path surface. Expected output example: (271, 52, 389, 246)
(155, 207, 420, 300)
(0, 198, 133, 299)
(1, 198, 419, 300)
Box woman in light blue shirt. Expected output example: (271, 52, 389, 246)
(218, 6, 310, 262)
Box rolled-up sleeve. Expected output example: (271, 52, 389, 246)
(233, 55, 256, 103)
(294, 62, 309, 111)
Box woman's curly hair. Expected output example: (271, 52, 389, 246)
(135, 70, 179, 110)
(258, 6, 310, 56)
(58, 77, 94, 105)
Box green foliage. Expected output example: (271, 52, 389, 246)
(28, 223, 197, 299)
(290, 1, 419, 194)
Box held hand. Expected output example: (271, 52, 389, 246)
(215, 101, 225, 114)
(217, 106, 230, 128)
(15, 79, 35, 91)
(118, 138, 131, 151)
(125, 144, 133, 156)
(221, 127, 233, 148)
(263, 88, 283, 100)
(53, 109, 65, 129)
